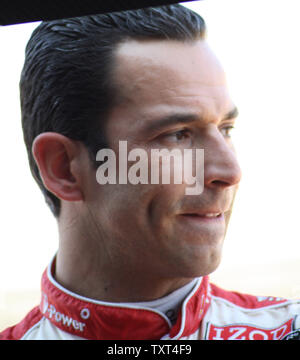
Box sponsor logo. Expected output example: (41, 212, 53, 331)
(206, 319, 293, 340)
(42, 300, 86, 332)
(281, 329, 300, 340)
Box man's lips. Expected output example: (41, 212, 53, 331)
(182, 212, 222, 217)
(178, 212, 225, 222)
(180, 209, 225, 217)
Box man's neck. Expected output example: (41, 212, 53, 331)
(54, 235, 193, 302)
(55, 249, 195, 303)
(55, 210, 197, 303)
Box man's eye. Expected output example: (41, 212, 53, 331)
(164, 129, 191, 142)
(220, 125, 235, 138)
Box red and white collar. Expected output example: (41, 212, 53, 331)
(40, 257, 211, 340)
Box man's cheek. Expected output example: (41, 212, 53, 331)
(224, 186, 239, 228)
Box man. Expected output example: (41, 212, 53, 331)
(1, 4, 299, 340)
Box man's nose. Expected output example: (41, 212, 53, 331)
(203, 130, 242, 189)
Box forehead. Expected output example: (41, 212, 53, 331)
(115, 39, 227, 96)
(107, 39, 233, 140)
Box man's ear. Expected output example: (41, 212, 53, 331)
(32, 132, 84, 202)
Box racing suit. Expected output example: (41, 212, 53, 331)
(1, 257, 300, 340)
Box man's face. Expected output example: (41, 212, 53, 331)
(83, 39, 241, 279)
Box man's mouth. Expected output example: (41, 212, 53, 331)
(179, 212, 224, 222)
(184, 213, 222, 218)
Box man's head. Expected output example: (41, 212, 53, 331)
(21, 4, 241, 281)
(21, 4, 206, 217)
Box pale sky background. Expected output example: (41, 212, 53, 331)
(0, 0, 300, 329)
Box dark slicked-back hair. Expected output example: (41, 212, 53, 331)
(20, 4, 206, 217)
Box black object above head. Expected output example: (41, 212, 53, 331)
(0, 0, 198, 25)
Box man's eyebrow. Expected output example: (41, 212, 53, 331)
(144, 113, 199, 133)
(223, 106, 239, 121)
(144, 106, 239, 133)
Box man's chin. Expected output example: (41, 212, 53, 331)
(192, 256, 222, 278)
(168, 243, 224, 279)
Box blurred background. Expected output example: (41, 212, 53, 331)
(1, 0, 300, 331)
